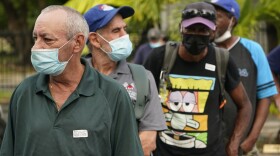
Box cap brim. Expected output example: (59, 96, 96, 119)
(117, 6, 135, 18)
(182, 17, 216, 30)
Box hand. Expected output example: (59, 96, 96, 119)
(226, 142, 239, 156)
(139, 131, 157, 156)
(240, 138, 256, 153)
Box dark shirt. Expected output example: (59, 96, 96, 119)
(0, 58, 143, 156)
(133, 43, 153, 65)
(223, 38, 277, 143)
(144, 45, 240, 156)
(267, 45, 280, 75)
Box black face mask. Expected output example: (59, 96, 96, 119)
(182, 34, 210, 55)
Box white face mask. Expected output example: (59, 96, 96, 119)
(31, 38, 74, 76)
(149, 41, 162, 48)
(97, 33, 133, 62)
(214, 18, 233, 43)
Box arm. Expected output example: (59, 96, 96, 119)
(240, 98, 270, 153)
(111, 87, 144, 156)
(138, 71, 167, 156)
(226, 82, 252, 156)
(139, 131, 157, 156)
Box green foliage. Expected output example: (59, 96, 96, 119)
(0, 5, 7, 29)
(235, 0, 280, 40)
(0, 38, 13, 54)
(1, 0, 280, 54)
(0, 0, 68, 30)
(65, 0, 167, 33)
(269, 102, 280, 115)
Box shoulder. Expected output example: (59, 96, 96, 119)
(145, 69, 154, 78)
(97, 72, 125, 93)
(239, 37, 264, 53)
(137, 43, 150, 51)
(144, 45, 165, 66)
(268, 45, 280, 59)
(149, 45, 166, 58)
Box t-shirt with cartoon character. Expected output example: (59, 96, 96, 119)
(144, 45, 240, 156)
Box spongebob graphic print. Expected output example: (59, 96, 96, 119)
(159, 74, 216, 149)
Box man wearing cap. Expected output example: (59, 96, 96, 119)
(208, 0, 278, 155)
(83, 4, 167, 156)
(144, 2, 252, 156)
(133, 28, 165, 65)
(0, 5, 143, 156)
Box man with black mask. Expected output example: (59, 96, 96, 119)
(144, 2, 252, 156)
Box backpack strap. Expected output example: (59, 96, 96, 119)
(214, 47, 230, 109)
(160, 41, 180, 89)
(127, 63, 149, 119)
(162, 41, 180, 75)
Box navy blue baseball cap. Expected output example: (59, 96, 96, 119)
(84, 4, 134, 32)
(208, 0, 240, 20)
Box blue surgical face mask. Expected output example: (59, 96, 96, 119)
(149, 42, 162, 48)
(97, 33, 133, 62)
(31, 38, 74, 76)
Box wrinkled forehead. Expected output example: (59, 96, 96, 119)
(33, 10, 67, 36)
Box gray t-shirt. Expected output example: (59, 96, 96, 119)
(86, 57, 167, 131)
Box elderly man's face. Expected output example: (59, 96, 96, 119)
(32, 9, 72, 62)
(96, 14, 128, 51)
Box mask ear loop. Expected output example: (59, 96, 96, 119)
(58, 35, 77, 50)
(96, 33, 110, 43)
(96, 33, 111, 53)
(57, 35, 76, 63)
(227, 17, 234, 32)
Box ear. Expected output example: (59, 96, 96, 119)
(73, 33, 86, 53)
(232, 17, 238, 28)
(88, 32, 101, 50)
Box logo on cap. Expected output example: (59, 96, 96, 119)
(99, 4, 114, 11)
(231, 8, 235, 13)
(211, 0, 219, 3)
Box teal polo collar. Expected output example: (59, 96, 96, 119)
(35, 58, 97, 97)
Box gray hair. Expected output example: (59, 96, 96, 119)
(41, 5, 89, 41)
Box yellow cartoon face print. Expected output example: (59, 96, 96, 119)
(160, 74, 216, 149)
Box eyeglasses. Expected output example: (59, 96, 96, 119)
(182, 9, 216, 21)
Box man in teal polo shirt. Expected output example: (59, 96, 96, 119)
(0, 5, 143, 156)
